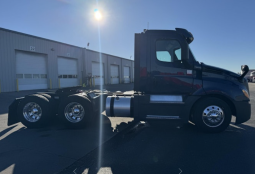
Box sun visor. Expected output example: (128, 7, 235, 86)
(175, 28, 194, 44)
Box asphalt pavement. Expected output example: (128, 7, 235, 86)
(59, 83, 255, 174)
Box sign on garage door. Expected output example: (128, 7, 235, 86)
(16, 51, 48, 91)
(58, 57, 78, 88)
(123, 66, 130, 83)
(92, 62, 104, 85)
(111, 65, 119, 84)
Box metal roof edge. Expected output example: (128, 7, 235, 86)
(86, 49, 134, 62)
(0, 27, 83, 49)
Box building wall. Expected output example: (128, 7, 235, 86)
(0, 28, 134, 92)
(0, 29, 83, 92)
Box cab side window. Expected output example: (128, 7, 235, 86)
(174, 48, 181, 60)
(156, 40, 181, 63)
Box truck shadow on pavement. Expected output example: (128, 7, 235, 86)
(0, 114, 133, 174)
(60, 122, 255, 174)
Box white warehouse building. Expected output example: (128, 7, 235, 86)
(0, 28, 134, 92)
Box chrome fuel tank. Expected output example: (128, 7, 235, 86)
(106, 96, 132, 117)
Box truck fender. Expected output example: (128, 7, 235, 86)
(202, 79, 249, 102)
(8, 97, 24, 126)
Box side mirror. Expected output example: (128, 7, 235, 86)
(241, 65, 249, 73)
(239, 65, 249, 80)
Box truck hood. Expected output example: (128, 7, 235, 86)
(202, 63, 240, 78)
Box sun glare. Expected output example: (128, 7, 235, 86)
(94, 9, 102, 20)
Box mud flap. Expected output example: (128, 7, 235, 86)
(8, 97, 24, 126)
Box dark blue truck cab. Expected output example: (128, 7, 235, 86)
(106, 28, 251, 133)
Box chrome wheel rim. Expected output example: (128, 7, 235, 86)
(202, 105, 224, 127)
(23, 102, 42, 122)
(64, 102, 85, 123)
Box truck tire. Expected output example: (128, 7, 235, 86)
(58, 95, 92, 128)
(17, 94, 51, 129)
(193, 97, 232, 133)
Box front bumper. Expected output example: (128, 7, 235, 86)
(235, 101, 251, 124)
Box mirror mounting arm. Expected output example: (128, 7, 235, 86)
(238, 65, 249, 81)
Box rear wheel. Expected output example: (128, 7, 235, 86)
(193, 97, 232, 133)
(18, 95, 51, 128)
(58, 96, 92, 128)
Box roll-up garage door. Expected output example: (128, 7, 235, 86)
(92, 62, 104, 85)
(111, 65, 119, 84)
(16, 51, 48, 91)
(58, 57, 78, 88)
(123, 66, 130, 83)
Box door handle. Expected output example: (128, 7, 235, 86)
(194, 64, 201, 70)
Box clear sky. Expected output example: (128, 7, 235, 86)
(1, 0, 254, 73)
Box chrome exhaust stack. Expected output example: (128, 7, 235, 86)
(106, 96, 132, 117)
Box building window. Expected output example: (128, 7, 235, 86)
(17, 74, 47, 79)
(58, 74, 78, 78)
(24, 74, 32, 78)
(16, 74, 23, 79)
(41, 74, 47, 78)
(33, 74, 40, 78)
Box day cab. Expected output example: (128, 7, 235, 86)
(106, 28, 251, 133)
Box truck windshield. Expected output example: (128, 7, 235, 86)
(189, 47, 197, 61)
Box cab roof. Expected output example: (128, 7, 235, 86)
(142, 28, 194, 44)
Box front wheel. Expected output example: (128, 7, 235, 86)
(193, 97, 232, 133)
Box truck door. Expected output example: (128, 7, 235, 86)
(149, 33, 194, 94)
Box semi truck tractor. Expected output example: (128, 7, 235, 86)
(8, 28, 251, 133)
